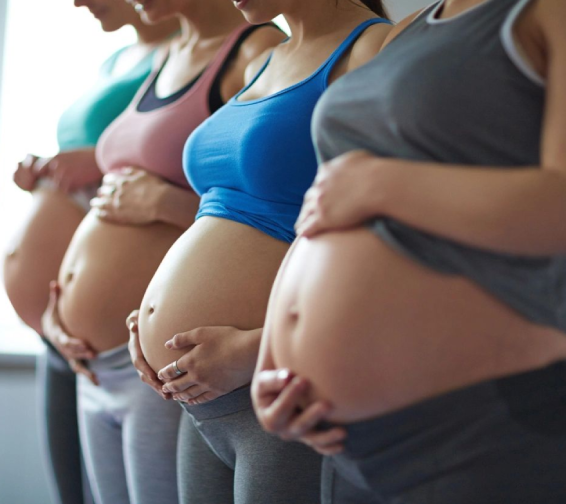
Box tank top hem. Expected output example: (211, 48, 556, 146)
(195, 211, 294, 244)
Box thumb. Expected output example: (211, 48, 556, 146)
(165, 329, 201, 350)
(49, 280, 61, 300)
(34, 157, 52, 176)
(126, 310, 140, 332)
(120, 167, 134, 176)
(46, 281, 61, 310)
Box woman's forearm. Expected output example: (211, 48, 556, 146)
(156, 184, 200, 229)
(376, 159, 566, 256)
(255, 326, 274, 374)
(73, 148, 101, 184)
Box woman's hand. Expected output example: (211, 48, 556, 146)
(90, 168, 168, 225)
(13, 154, 44, 191)
(126, 310, 171, 400)
(252, 369, 347, 455)
(35, 149, 101, 192)
(41, 281, 99, 385)
(296, 150, 387, 238)
(158, 326, 261, 405)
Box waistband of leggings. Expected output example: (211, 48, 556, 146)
(339, 360, 566, 455)
(86, 343, 132, 373)
(180, 385, 252, 420)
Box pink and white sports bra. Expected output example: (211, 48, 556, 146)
(96, 23, 254, 189)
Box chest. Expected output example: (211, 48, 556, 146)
(238, 37, 346, 101)
(155, 45, 220, 98)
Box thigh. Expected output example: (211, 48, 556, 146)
(37, 347, 93, 504)
(77, 375, 129, 504)
(415, 435, 566, 504)
(321, 457, 384, 504)
(232, 408, 322, 504)
(123, 381, 182, 504)
(347, 382, 566, 504)
(177, 413, 234, 504)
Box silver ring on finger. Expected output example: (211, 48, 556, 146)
(108, 186, 117, 196)
(173, 360, 184, 376)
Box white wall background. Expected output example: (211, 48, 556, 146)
(0, 0, 6, 119)
(0, 1, 136, 355)
(0, 1, 432, 503)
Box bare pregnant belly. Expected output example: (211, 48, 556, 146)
(58, 211, 182, 352)
(139, 217, 289, 372)
(269, 228, 566, 423)
(3, 189, 85, 334)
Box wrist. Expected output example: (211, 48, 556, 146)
(153, 181, 171, 223)
(363, 157, 403, 219)
(238, 328, 263, 374)
(82, 150, 102, 181)
(156, 184, 199, 229)
(242, 328, 262, 353)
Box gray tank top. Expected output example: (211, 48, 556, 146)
(313, 0, 566, 332)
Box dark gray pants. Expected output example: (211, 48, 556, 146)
(323, 360, 566, 504)
(178, 386, 322, 504)
(37, 344, 93, 504)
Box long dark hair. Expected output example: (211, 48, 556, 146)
(355, 0, 389, 19)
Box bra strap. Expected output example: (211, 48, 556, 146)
(321, 18, 393, 86)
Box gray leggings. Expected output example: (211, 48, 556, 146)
(77, 345, 181, 504)
(178, 386, 322, 504)
(322, 360, 566, 504)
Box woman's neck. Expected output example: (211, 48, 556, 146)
(441, 0, 487, 18)
(282, 0, 376, 47)
(133, 17, 180, 45)
(177, 1, 246, 44)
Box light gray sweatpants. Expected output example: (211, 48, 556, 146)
(77, 344, 181, 504)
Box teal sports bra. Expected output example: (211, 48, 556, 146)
(56, 46, 155, 151)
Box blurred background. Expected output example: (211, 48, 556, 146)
(0, 1, 429, 502)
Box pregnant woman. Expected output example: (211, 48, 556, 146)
(253, 0, 566, 503)
(132, 0, 391, 502)
(3, 2, 177, 503)
(43, 0, 282, 502)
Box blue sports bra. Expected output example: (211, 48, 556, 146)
(184, 18, 391, 243)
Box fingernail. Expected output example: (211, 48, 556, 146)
(291, 376, 305, 387)
(164, 341, 173, 349)
(162, 386, 169, 393)
(277, 369, 291, 381)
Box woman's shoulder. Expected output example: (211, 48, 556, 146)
(232, 24, 287, 85)
(347, 18, 394, 71)
(380, 5, 435, 50)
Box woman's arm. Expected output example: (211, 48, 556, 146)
(13, 154, 42, 191)
(38, 148, 102, 192)
(375, 160, 566, 256)
(42, 282, 99, 385)
(154, 181, 200, 229)
(298, 1, 566, 257)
